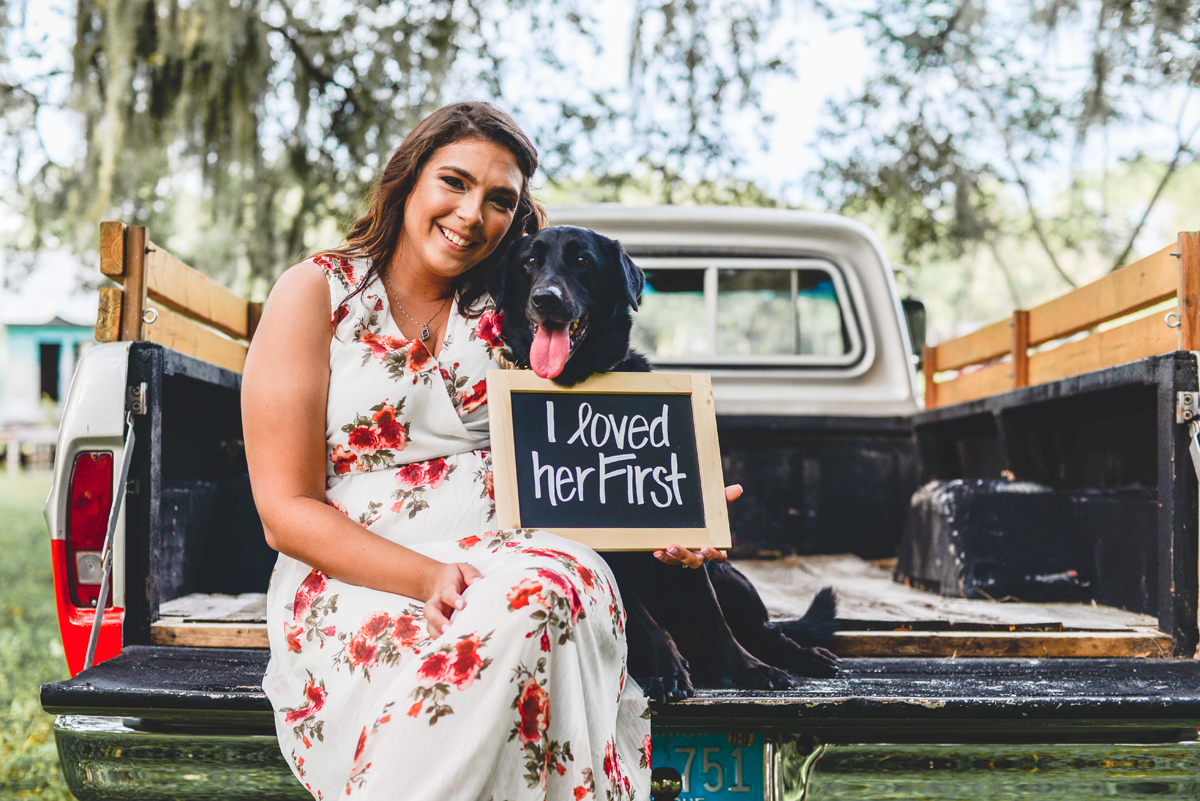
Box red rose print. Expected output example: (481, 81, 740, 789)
(293, 570, 328, 622)
(359, 330, 406, 360)
(284, 622, 303, 653)
(407, 702, 423, 717)
(603, 743, 616, 778)
(516, 675, 549, 745)
(359, 611, 391, 639)
(507, 578, 544, 610)
(448, 634, 484, 690)
(459, 379, 487, 413)
(377, 420, 407, 450)
(332, 304, 349, 331)
(417, 651, 452, 684)
(395, 462, 428, 489)
(392, 614, 421, 648)
(374, 298, 384, 311)
(390, 498, 405, 513)
(329, 445, 358, 474)
(407, 343, 434, 373)
(347, 425, 379, 453)
(538, 568, 584, 624)
(353, 726, 367, 764)
(327, 498, 350, 516)
(574, 788, 588, 800)
(475, 309, 505, 347)
(485, 470, 495, 500)
(284, 678, 326, 726)
(540, 632, 551, 652)
(458, 535, 481, 549)
(575, 564, 596, 589)
(347, 633, 378, 667)
(424, 457, 451, 489)
(320, 626, 336, 637)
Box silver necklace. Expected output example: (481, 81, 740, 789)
(384, 273, 450, 342)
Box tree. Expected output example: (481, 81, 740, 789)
(812, 0, 1200, 305)
(2, 0, 796, 291)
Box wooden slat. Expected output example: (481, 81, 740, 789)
(931, 361, 1011, 407)
(933, 318, 1012, 371)
(142, 302, 249, 373)
(834, 630, 1171, 658)
(95, 287, 123, 342)
(1178, 232, 1200, 351)
(151, 620, 268, 648)
(737, 555, 1159, 632)
(99, 221, 126, 278)
(1028, 242, 1180, 346)
(120, 226, 149, 342)
(142, 241, 253, 340)
(1027, 311, 1176, 387)
(247, 301, 264, 341)
(149, 621, 1171, 658)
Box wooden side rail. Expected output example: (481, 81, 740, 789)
(95, 221, 262, 374)
(925, 233, 1200, 408)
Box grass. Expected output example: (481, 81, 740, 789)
(0, 472, 73, 800)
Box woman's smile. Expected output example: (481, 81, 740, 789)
(396, 138, 523, 285)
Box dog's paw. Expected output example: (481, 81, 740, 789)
(733, 661, 795, 691)
(790, 646, 840, 678)
(642, 671, 696, 703)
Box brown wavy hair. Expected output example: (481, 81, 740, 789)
(322, 101, 546, 316)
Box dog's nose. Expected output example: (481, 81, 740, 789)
(530, 285, 565, 315)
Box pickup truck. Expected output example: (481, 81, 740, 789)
(40, 210, 1200, 801)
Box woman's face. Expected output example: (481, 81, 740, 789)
(396, 138, 524, 284)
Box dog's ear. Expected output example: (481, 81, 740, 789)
(488, 239, 521, 308)
(610, 239, 645, 311)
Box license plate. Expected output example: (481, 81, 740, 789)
(652, 731, 763, 800)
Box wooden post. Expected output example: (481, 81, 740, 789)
(247, 301, 263, 341)
(1178, 231, 1200, 352)
(923, 344, 938, 408)
(120, 226, 149, 341)
(1012, 310, 1030, 389)
(99, 221, 126, 278)
(95, 287, 123, 342)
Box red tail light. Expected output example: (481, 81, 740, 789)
(66, 452, 114, 608)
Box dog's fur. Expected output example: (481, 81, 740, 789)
(488, 225, 840, 701)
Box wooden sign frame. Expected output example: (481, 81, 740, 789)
(487, 370, 731, 551)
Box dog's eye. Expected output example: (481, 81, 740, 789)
(524, 256, 537, 269)
(576, 256, 590, 268)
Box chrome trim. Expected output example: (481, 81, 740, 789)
(53, 715, 306, 801)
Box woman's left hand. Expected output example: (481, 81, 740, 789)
(653, 484, 742, 568)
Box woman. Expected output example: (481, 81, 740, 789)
(243, 102, 721, 801)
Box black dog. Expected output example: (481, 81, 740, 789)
(488, 225, 840, 701)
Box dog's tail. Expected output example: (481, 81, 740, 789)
(777, 586, 838, 648)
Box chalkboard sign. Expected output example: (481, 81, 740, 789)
(488, 370, 731, 551)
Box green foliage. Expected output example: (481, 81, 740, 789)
(814, 0, 1200, 293)
(2, 0, 797, 291)
(0, 472, 72, 800)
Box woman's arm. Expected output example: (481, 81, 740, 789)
(242, 262, 478, 635)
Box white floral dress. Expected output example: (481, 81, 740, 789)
(263, 255, 650, 801)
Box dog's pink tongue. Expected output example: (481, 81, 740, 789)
(530, 324, 570, 379)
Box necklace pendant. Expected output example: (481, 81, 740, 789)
(420, 326, 431, 342)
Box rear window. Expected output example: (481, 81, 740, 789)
(630, 259, 861, 367)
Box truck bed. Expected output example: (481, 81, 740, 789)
(149, 555, 1169, 659)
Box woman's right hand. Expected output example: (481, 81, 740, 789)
(421, 561, 482, 637)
